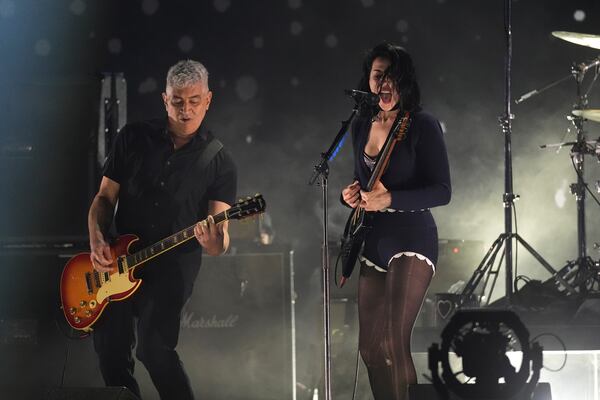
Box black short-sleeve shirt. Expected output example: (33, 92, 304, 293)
(103, 118, 237, 274)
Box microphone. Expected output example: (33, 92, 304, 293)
(344, 89, 380, 106)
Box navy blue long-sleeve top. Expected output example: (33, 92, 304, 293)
(351, 110, 451, 269)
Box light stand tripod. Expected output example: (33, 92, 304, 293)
(459, 0, 577, 308)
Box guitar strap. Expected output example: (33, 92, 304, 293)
(174, 136, 223, 204)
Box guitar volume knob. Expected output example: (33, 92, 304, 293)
(80, 300, 87, 307)
(69, 307, 77, 315)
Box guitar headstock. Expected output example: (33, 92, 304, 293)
(228, 194, 266, 220)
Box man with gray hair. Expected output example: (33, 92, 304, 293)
(88, 59, 237, 399)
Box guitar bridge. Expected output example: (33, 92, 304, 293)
(117, 256, 127, 274)
(93, 270, 101, 288)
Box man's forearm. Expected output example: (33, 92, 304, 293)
(88, 195, 115, 241)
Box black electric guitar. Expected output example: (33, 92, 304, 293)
(338, 112, 411, 286)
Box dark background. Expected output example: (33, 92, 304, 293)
(2, 0, 600, 275)
(1, 0, 600, 398)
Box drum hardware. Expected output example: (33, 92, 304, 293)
(572, 109, 600, 123)
(552, 31, 600, 50)
(461, 28, 600, 307)
(458, 4, 580, 310)
(532, 31, 600, 296)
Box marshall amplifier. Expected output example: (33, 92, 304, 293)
(178, 245, 296, 400)
(45, 387, 139, 400)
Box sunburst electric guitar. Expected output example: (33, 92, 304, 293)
(60, 194, 266, 332)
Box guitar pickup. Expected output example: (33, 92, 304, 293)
(117, 256, 125, 274)
(84, 272, 93, 294)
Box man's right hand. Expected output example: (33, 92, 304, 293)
(90, 232, 115, 273)
(342, 180, 361, 208)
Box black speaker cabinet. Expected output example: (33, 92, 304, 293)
(0, 247, 103, 398)
(407, 383, 552, 400)
(45, 387, 139, 400)
(178, 246, 296, 400)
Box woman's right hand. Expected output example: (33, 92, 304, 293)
(342, 180, 361, 208)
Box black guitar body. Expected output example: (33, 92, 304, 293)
(339, 207, 373, 280)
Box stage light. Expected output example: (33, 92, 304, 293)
(69, 0, 86, 16)
(0, 0, 15, 18)
(324, 34, 338, 48)
(34, 39, 52, 57)
(214, 0, 231, 13)
(141, 0, 159, 16)
(290, 21, 303, 36)
(288, 0, 302, 10)
(178, 35, 194, 53)
(428, 309, 546, 400)
(573, 10, 586, 22)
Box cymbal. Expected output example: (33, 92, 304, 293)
(572, 109, 600, 122)
(552, 31, 600, 50)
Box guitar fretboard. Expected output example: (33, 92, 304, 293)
(123, 211, 229, 270)
(366, 112, 410, 190)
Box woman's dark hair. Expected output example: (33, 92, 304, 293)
(357, 42, 421, 112)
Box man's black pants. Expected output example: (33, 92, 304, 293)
(92, 267, 196, 400)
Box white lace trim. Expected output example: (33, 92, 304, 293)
(377, 208, 430, 213)
(360, 256, 388, 272)
(360, 252, 436, 275)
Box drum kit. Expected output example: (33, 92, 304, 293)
(461, 30, 600, 308)
(535, 31, 600, 296)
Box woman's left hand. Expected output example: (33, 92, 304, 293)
(360, 180, 392, 211)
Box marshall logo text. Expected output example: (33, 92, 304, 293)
(180, 311, 240, 329)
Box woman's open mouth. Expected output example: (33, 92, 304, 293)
(379, 92, 393, 104)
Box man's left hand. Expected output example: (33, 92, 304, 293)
(194, 215, 226, 255)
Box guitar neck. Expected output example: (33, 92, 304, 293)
(125, 211, 229, 269)
(365, 111, 410, 191)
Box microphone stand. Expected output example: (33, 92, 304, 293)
(309, 101, 361, 400)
